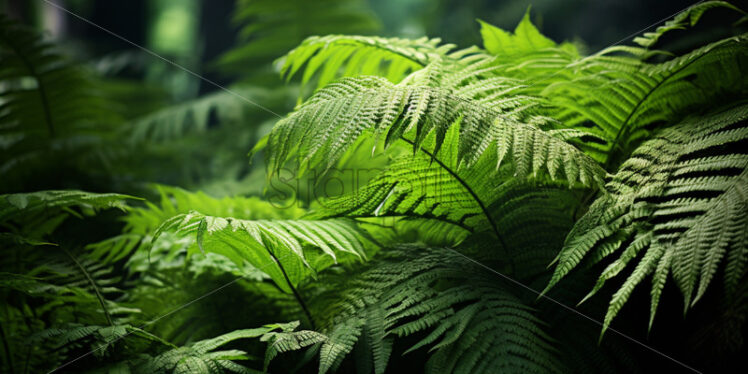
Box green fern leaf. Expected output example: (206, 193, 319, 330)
(545, 102, 748, 334)
(281, 35, 456, 92)
(153, 211, 369, 292)
(264, 71, 604, 189)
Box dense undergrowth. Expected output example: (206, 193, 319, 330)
(1, 1, 747, 373)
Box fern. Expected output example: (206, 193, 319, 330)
(542, 7, 747, 164)
(265, 246, 562, 373)
(260, 321, 327, 370)
(129, 87, 293, 142)
(217, 0, 380, 75)
(0, 16, 124, 192)
(262, 71, 604, 188)
(4, 2, 748, 372)
(87, 185, 305, 265)
(152, 210, 370, 292)
(35, 324, 172, 359)
(312, 123, 596, 241)
(477, 9, 583, 91)
(38, 324, 266, 373)
(132, 328, 268, 374)
(280, 35, 455, 92)
(631, 1, 742, 49)
(545, 102, 748, 333)
(0, 190, 137, 254)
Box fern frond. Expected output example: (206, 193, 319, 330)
(280, 35, 455, 92)
(0, 190, 137, 247)
(273, 246, 562, 374)
(87, 185, 304, 267)
(127, 327, 266, 373)
(631, 1, 742, 49)
(1, 190, 134, 222)
(479, 10, 555, 56)
(477, 10, 581, 88)
(260, 321, 328, 371)
(217, 0, 379, 74)
(153, 211, 369, 292)
(545, 25, 747, 164)
(35, 323, 173, 362)
(0, 17, 125, 191)
(129, 87, 292, 142)
(264, 72, 604, 189)
(545, 102, 748, 333)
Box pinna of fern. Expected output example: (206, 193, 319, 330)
(0, 16, 127, 193)
(0, 191, 143, 372)
(541, 1, 748, 166)
(217, 0, 380, 76)
(261, 246, 563, 374)
(151, 209, 372, 294)
(260, 67, 605, 191)
(544, 101, 748, 334)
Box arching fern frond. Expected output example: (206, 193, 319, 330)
(129, 87, 293, 142)
(133, 328, 268, 373)
(39, 324, 266, 373)
(280, 35, 455, 92)
(1, 190, 134, 222)
(0, 16, 123, 192)
(544, 102, 748, 334)
(544, 8, 747, 165)
(1, 190, 136, 246)
(273, 246, 562, 374)
(217, 0, 380, 74)
(263, 73, 604, 189)
(87, 185, 304, 266)
(153, 211, 370, 292)
(35, 324, 172, 360)
(631, 1, 742, 49)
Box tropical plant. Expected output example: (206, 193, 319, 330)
(1, 1, 747, 373)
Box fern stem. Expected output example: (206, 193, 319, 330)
(605, 49, 711, 170)
(264, 247, 316, 330)
(63, 249, 113, 326)
(0, 321, 15, 374)
(0, 33, 56, 137)
(399, 136, 511, 257)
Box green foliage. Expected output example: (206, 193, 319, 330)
(269, 247, 562, 374)
(129, 87, 293, 143)
(0, 16, 124, 192)
(543, 20, 747, 165)
(281, 35, 454, 92)
(545, 102, 748, 333)
(262, 70, 604, 188)
(3, 1, 748, 373)
(217, 0, 380, 75)
(153, 211, 370, 292)
(131, 328, 267, 374)
(479, 10, 555, 56)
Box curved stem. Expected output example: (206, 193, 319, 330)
(63, 249, 113, 326)
(264, 248, 316, 330)
(398, 137, 511, 259)
(0, 33, 55, 137)
(605, 47, 714, 170)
